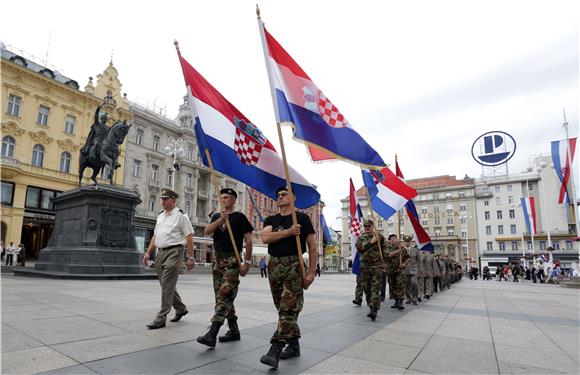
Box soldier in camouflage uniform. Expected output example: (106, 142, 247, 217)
(353, 274, 371, 306)
(197, 188, 254, 348)
(385, 234, 409, 310)
(259, 187, 317, 369)
(355, 219, 387, 321)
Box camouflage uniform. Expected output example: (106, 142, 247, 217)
(354, 274, 371, 305)
(211, 254, 240, 323)
(385, 244, 409, 299)
(356, 232, 388, 311)
(268, 255, 303, 343)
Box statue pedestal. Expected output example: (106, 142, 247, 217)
(15, 185, 156, 279)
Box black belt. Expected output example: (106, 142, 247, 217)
(158, 245, 182, 251)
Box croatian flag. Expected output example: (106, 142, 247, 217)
(176, 48, 320, 208)
(551, 138, 577, 204)
(258, 19, 386, 169)
(349, 178, 364, 275)
(396, 160, 434, 252)
(361, 167, 417, 221)
(521, 197, 537, 236)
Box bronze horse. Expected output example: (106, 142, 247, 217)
(78, 120, 131, 186)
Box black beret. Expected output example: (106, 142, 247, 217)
(220, 188, 237, 198)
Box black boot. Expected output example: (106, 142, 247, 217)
(197, 321, 222, 348)
(397, 299, 405, 311)
(390, 300, 398, 309)
(367, 308, 377, 321)
(352, 299, 362, 306)
(279, 339, 300, 359)
(260, 342, 285, 369)
(218, 318, 240, 342)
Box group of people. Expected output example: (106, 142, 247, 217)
(142, 186, 317, 370)
(353, 219, 463, 321)
(1, 241, 26, 267)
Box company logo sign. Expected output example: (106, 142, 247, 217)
(471, 131, 516, 166)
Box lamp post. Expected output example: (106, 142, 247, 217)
(528, 160, 551, 248)
(164, 136, 185, 191)
(462, 215, 473, 272)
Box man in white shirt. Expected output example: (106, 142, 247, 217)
(5, 242, 16, 266)
(143, 189, 195, 329)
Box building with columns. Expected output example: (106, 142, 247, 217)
(1, 45, 131, 259)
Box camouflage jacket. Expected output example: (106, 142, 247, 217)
(355, 233, 388, 269)
(384, 244, 409, 274)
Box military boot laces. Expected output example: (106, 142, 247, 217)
(197, 321, 222, 348)
(260, 342, 285, 369)
(218, 318, 241, 342)
(279, 339, 300, 359)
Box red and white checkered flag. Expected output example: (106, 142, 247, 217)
(350, 216, 362, 237)
(318, 92, 348, 128)
(234, 129, 262, 166)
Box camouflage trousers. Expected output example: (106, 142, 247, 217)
(360, 267, 382, 310)
(387, 270, 406, 299)
(354, 274, 370, 304)
(405, 274, 418, 302)
(268, 255, 304, 344)
(211, 255, 240, 324)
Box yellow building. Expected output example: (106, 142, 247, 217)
(1, 47, 131, 259)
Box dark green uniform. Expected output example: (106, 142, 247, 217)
(209, 212, 253, 324)
(265, 211, 315, 344)
(355, 233, 388, 310)
(385, 244, 409, 299)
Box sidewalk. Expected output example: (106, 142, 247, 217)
(2, 273, 578, 374)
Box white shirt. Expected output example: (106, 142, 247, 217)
(154, 207, 194, 248)
(6, 245, 16, 255)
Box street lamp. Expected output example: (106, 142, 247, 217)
(164, 136, 185, 191)
(461, 215, 473, 272)
(528, 160, 551, 248)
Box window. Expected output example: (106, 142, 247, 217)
(509, 209, 515, 219)
(446, 204, 453, 212)
(41, 190, 55, 210)
(421, 219, 428, 226)
(459, 204, 466, 211)
(64, 115, 75, 134)
(7, 94, 21, 117)
(435, 230, 441, 237)
(185, 201, 191, 216)
(186, 173, 193, 188)
(151, 165, 159, 181)
(188, 146, 195, 161)
(25, 187, 58, 210)
(37, 105, 49, 126)
(497, 210, 502, 219)
(497, 225, 504, 235)
(495, 197, 501, 206)
(511, 241, 518, 251)
(527, 182, 533, 191)
(2, 136, 15, 157)
(153, 135, 160, 151)
(132, 159, 141, 177)
(461, 230, 467, 238)
(447, 217, 454, 225)
(31, 144, 44, 167)
(433, 205, 440, 212)
(1, 182, 14, 205)
(486, 226, 492, 235)
(507, 184, 512, 192)
(26, 187, 40, 208)
(136, 129, 144, 145)
(59, 152, 71, 173)
(484, 200, 489, 206)
(565, 240, 573, 250)
(434, 217, 441, 225)
(510, 224, 516, 234)
(447, 229, 454, 236)
(445, 193, 452, 199)
(527, 241, 533, 250)
(508, 196, 514, 205)
(484, 211, 490, 220)
(539, 241, 546, 250)
(167, 169, 173, 187)
(148, 195, 156, 212)
(486, 242, 493, 251)
(460, 216, 466, 224)
(459, 191, 465, 198)
(483, 187, 490, 193)
(499, 241, 506, 251)
(494, 186, 500, 193)
(433, 194, 439, 200)
(552, 241, 560, 250)
(421, 207, 428, 214)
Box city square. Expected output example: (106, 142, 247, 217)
(1, 1, 579, 374)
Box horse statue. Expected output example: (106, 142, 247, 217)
(78, 120, 131, 186)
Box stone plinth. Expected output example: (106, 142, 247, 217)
(15, 185, 155, 279)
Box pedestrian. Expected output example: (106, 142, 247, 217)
(385, 234, 409, 311)
(259, 187, 317, 369)
(403, 235, 419, 305)
(531, 266, 537, 283)
(5, 242, 15, 266)
(259, 256, 268, 278)
(432, 253, 441, 292)
(356, 219, 388, 319)
(352, 273, 371, 307)
(525, 267, 531, 280)
(512, 265, 519, 282)
(197, 188, 253, 348)
(315, 263, 321, 277)
(143, 188, 195, 330)
(17, 244, 25, 266)
(538, 263, 545, 283)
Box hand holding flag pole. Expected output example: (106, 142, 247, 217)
(396, 154, 403, 268)
(175, 40, 242, 271)
(363, 185, 385, 266)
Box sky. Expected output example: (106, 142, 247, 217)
(1, 0, 578, 229)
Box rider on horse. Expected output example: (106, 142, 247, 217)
(81, 105, 109, 162)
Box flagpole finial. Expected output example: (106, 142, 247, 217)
(256, 4, 261, 19)
(174, 40, 180, 52)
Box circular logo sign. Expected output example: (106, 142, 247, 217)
(471, 131, 516, 166)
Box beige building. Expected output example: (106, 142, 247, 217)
(1, 46, 130, 258)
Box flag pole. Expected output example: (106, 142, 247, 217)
(396, 154, 403, 267)
(563, 109, 579, 238)
(174, 40, 242, 270)
(257, 7, 305, 278)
